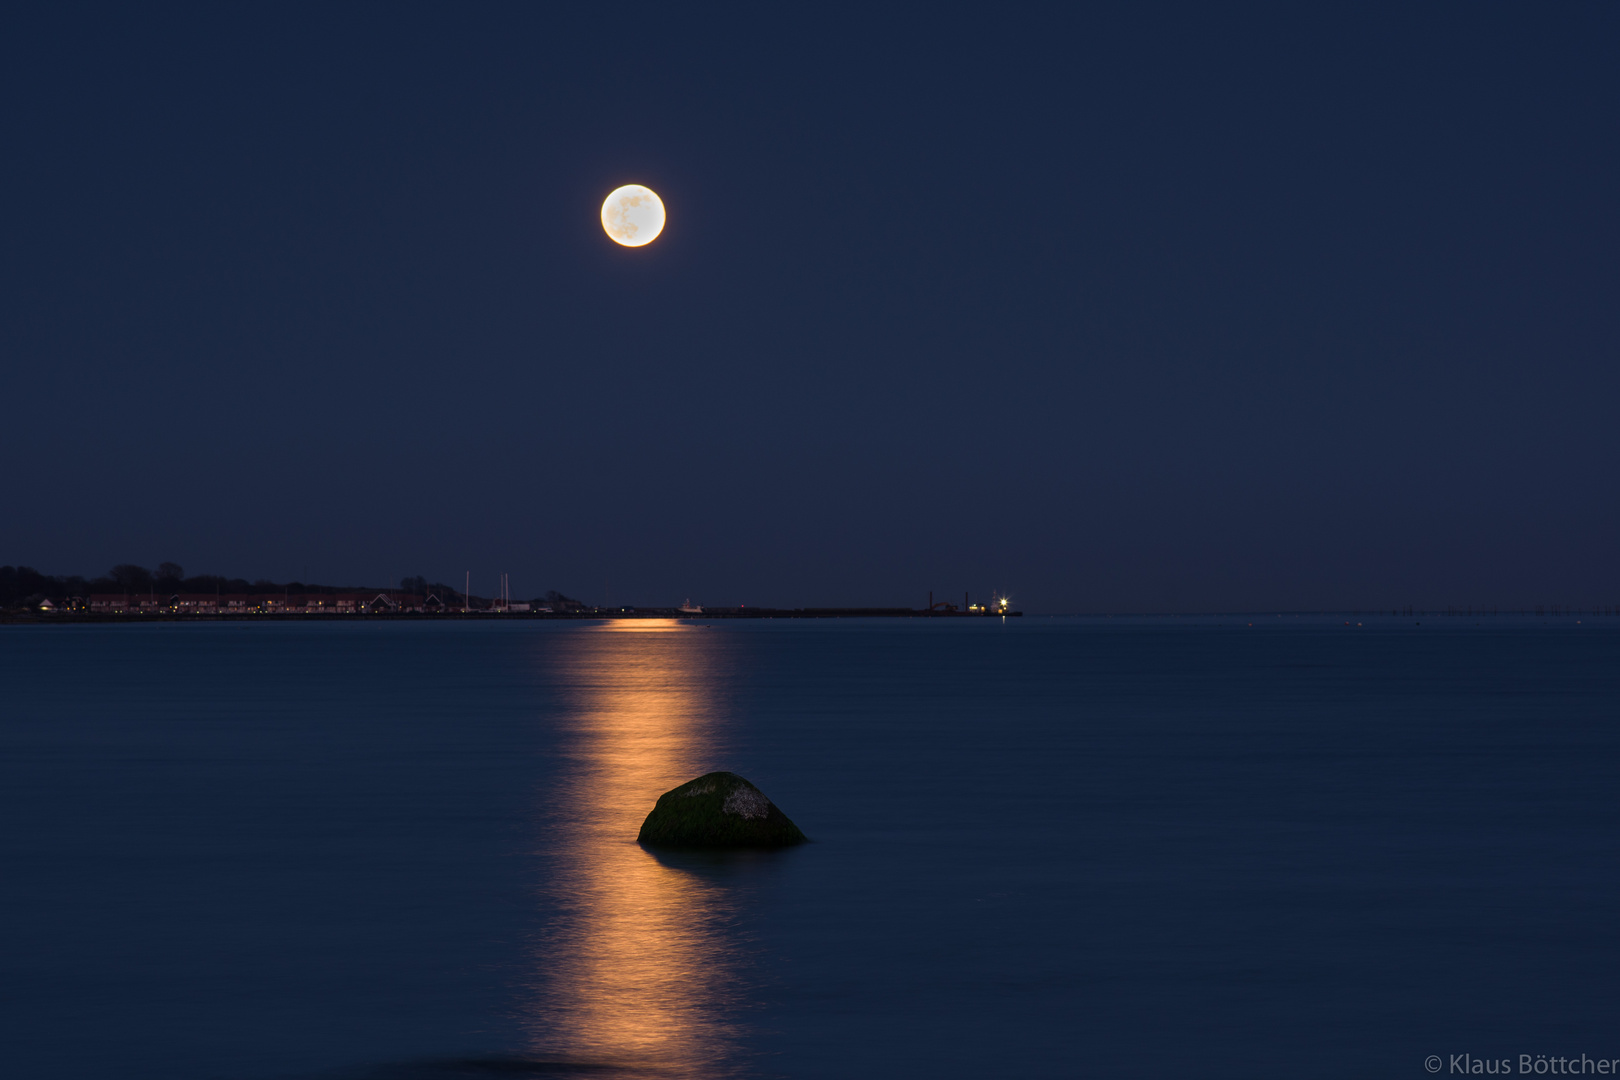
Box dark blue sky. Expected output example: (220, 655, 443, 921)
(3, 4, 1617, 612)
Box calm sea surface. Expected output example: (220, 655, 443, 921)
(2, 616, 1617, 1078)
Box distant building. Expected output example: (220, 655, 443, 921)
(80, 589, 429, 615)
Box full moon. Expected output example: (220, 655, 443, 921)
(600, 184, 665, 247)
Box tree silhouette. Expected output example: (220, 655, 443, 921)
(110, 564, 152, 588)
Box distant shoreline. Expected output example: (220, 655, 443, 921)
(0, 606, 1025, 625)
(7, 609, 1620, 626)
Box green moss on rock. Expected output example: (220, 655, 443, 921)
(637, 771, 808, 849)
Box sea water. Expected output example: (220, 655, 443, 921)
(1, 616, 1616, 1078)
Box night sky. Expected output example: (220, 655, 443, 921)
(4, 5, 1617, 612)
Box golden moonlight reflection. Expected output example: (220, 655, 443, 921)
(528, 619, 749, 1076)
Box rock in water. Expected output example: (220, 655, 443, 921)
(637, 772, 808, 849)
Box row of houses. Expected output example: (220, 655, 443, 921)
(79, 592, 533, 614)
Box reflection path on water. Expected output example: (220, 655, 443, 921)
(527, 621, 760, 1077)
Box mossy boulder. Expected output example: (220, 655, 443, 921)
(637, 772, 808, 849)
